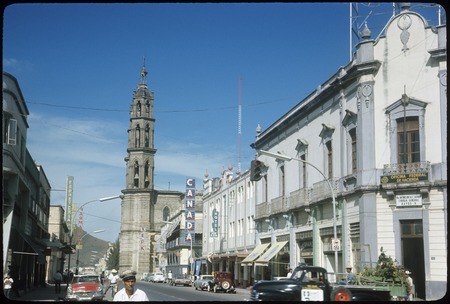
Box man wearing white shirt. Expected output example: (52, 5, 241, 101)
(113, 270, 149, 301)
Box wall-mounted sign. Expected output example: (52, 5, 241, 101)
(211, 208, 219, 238)
(396, 194, 422, 207)
(381, 172, 428, 184)
(185, 178, 195, 243)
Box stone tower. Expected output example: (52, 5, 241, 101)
(119, 63, 156, 275)
(119, 63, 183, 276)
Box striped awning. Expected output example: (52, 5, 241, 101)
(240, 243, 270, 266)
(254, 241, 288, 266)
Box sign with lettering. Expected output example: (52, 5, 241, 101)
(331, 238, 341, 251)
(185, 178, 195, 244)
(65, 176, 74, 224)
(396, 194, 422, 207)
(211, 208, 219, 237)
(380, 173, 428, 184)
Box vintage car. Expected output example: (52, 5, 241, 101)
(208, 271, 236, 293)
(65, 274, 104, 301)
(150, 272, 165, 283)
(171, 274, 192, 286)
(193, 275, 214, 291)
(250, 264, 392, 301)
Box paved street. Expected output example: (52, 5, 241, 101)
(6, 282, 251, 302)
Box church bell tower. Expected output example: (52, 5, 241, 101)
(119, 62, 157, 275)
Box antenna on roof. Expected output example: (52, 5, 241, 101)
(237, 78, 242, 175)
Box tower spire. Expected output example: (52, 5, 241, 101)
(140, 57, 148, 85)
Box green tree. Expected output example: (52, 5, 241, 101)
(360, 246, 407, 284)
(106, 237, 120, 270)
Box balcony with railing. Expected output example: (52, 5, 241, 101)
(289, 187, 311, 209)
(255, 201, 269, 219)
(271, 196, 287, 214)
(312, 178, 338, 202)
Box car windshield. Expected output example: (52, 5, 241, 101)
(202, 276, 213, 280)
(218, 273, 231, 279)
(73, 276, 99, 283)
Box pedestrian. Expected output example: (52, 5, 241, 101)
(3, 274, 13, 299)
(339, 266, 356, 285)
(405, 270, 414, 301)
(105, 269, 120, 297)
(286, 268, 293, 278)
(53, 270, 63, 293)
(113, 270, 149, 301)
(100, 271, 105, 285)
(167, 270, 173, 285)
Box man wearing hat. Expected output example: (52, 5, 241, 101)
(113, 270, 149, 301)
(339, 266, 356, 285)
(105, 269, 120, 297)
(405, 270, 414, 301)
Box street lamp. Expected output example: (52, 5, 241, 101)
(257, 150, 339, 278)
(67, 195, 121, 273)
(75, 229, 105, 274)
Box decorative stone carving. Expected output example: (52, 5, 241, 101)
(397, 14, 412, 52)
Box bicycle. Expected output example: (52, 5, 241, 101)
(105, 283, 118, 298)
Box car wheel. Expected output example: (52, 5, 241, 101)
(195, 286, 198, 290)
(331, 286, 353, 301)
(222, 281, 230, 290)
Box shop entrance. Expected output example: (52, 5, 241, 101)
(401, 220, 425, 300)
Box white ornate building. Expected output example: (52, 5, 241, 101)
(201, 4, 446, 300)
(250, 4, 446, 301)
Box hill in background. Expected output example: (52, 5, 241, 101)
(71, 226, 111, 270)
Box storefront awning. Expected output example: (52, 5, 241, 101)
(240, 243, 270, 266)
(254, 241, 288, 265)
(14, 229, 46, 264)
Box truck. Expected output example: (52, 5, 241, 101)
(249, 264, 392, 301)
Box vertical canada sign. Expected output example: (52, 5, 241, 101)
(185, 178, 195, 247)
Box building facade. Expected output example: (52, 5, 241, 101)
(45, 205, 70, 283)
(3, 72, 53, 289)
(158, 185, 203, 277)
(201, 166, 260, 288)
(250, 4, 446, 301)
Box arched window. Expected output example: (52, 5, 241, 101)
(135, 125, 141, 147)
(137, 101, 142, 116)
(144, 161, 150, 188)
(145, 125, 150, 147)
(134, 161, 139, 188)
(163, 207, 170, 221)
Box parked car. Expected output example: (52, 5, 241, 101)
(65, 274, 104, 301)
(151, 272, 165, 283)
(208, 271, 236, 293)
(171, 274, 192, 287)
(146, 272, 155, 282)
(273, 276, 290, 280)
(250, 264, 392, 301)
(193, 275, 214, 291)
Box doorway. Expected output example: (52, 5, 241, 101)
(401, 220, 425, 300)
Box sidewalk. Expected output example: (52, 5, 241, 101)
(8, 283, 65, 302)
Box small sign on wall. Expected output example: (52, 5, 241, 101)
(396, 194, 422, 207)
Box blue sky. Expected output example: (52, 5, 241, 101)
(3, 2, 443, 243)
